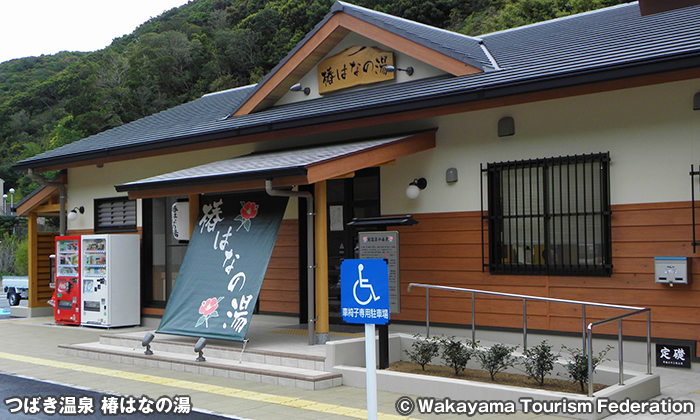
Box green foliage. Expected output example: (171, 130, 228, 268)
(454, 0, 630, 35)
(439, 335, 478, 376)
(0, 232, 23, 274)
(0, 0, 628, 193)
(476, 343, 519, 381)
(521, 340, 557, 386)
(560, 344, 613, 393)
(404, 334, 440, 371)
(12, 236, 29, 276)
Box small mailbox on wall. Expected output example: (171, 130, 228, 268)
(654, 257, 691, 286)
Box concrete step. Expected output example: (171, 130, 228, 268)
(98, 333, 327, 371)
(59, 333, 342, 391)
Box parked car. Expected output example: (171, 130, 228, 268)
(3, 276, 29, 306)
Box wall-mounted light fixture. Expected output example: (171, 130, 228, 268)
(290, 83, 311, 95)
(406, 178, 427, 199)
(694, 92, 700, 110)
(386, 65, 414, 76)
(194, 337, 207, 362)
(67, 206, 84, 221)
(498, 116, 515, 137)
(142, 332, 155, 355)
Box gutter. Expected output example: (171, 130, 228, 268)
(27, 169, 66, 235)
(265, 180, 316, 345)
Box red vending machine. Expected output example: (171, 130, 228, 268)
(55, 236, 81, 325)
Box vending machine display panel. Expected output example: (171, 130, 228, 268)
(54, 236, 81, 325)
(80, 234, 140, 328)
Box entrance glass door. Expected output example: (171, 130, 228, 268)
(327, 168, 380, 322)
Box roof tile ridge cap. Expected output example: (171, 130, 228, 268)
(339, 0, 482, 44)
(332, 0, 347, 13)
(480, 2, 637, 39)
(478, 42, 500, 70)
(201, 83, 256, 98)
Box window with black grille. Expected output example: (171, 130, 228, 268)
(483, 153, 612, 276)
(94, 197, 137, 233)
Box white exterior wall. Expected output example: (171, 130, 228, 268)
(64, 78, 699, 230)
(382, 78, 700, 215)
(66, 143, 298, 231)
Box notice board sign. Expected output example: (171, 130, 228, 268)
(359, 231, 400, 313)
(656, 343, 691, 369)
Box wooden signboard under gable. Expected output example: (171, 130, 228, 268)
(317, 46, 395, 95)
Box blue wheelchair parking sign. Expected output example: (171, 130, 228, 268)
(340, 259, 390, 325)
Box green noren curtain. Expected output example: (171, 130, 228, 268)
(157, 191, 289, 341)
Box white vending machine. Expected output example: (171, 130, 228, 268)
(81, 234, 141, 328)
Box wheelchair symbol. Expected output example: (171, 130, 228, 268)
(353, 263, 380, 305)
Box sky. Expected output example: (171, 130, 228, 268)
(0, 0, 192, 64)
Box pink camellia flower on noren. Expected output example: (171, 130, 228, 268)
(199, 297, 219, 316)
(196, 296, 223, 328)
(240, 201, 258, 220)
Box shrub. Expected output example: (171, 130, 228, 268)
(439, 336, 478, 376)
(404, 334, 440, 371)
(13, 237, 29, 276)
(522, 340, 557, 386)
(476, 343, 519, 381)
(560, 345, 613, 393)
(0, 232, 20, 274)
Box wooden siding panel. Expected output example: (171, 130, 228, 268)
(612, 207, 693, 226)
(400, 231, 484, 245)
(612, 225, 691, 243)
(260, 220, 299, 315)
(31, 232, 57, 308)
(393, 203, 700, 343)
(613, 241, 694, 257)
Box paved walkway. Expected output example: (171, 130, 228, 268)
(0, 315, 697, 420)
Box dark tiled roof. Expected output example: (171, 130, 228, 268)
(480, 2, 700, 73)
(14, 2, 700, 171)
(116, 135, 412, 191)
(333, 1, 494, 70)
(17, 85, 254, 164)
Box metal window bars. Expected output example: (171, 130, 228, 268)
(692, 165, 700, 253)
(407, 283, 651, 397)
(481, 153, 612, 276)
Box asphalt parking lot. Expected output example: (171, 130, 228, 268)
(0, 372, 240, 419)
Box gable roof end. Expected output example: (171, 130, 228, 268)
(332, 1, 495, 70)
(229, 1, 489, 117)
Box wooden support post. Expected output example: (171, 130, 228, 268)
(28, 212, 38, 307)
(189, 194, 199, 236)
(314, 181, 329, 344)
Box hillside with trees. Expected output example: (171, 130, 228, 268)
(0, 0, 630, 198)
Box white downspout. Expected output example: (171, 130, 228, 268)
(265, 180, 316, 345)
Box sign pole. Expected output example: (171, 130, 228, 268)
(365, 323, 378, 420)
(341, 258, 388, 420)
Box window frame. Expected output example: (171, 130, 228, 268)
(94, 196, 137, 233)
(483, 153, 612, 277)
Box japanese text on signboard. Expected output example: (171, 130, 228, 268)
(317, 46, 395, 94)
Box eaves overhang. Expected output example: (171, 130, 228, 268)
(115, 130, 436, 199)
(116, 167, 309, 194)
(12, 50, 700, 174)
